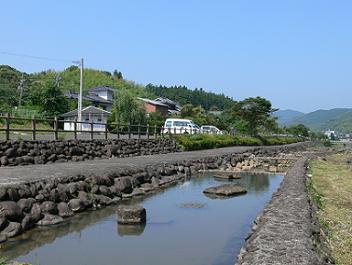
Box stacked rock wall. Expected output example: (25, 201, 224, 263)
(0, 143, 309, 244)
(0, 139, 179, 166)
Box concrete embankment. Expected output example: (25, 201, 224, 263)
(235, 157, 323, 265)
(0, 143, 308, 245)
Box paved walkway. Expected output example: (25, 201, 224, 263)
(0, 143, 305, 186)
(235, 157, 320, 265)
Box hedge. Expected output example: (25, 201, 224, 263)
(176, 134, 304, 151)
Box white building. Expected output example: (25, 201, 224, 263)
(324, 129, 337, 139)
(88, 86, 114, 101)
(61, 106, 111, 132)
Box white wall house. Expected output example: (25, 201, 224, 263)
(61, 106, 111, 132)
(88, 86, 114, 101)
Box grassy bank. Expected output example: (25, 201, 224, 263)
(310, 153, 352, 265)
(176, 134, 304, 151)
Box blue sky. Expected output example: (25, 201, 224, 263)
(1, 0, 351, 112)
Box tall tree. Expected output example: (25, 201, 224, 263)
(112, 89, 146, 125)
(40, 79, 69, 117)
(230, 97, 278, 135)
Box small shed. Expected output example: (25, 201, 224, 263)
(61, 106, 112, 132)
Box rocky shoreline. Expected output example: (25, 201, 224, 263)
(235, 157, 328, 265)
(0, 144, 309, 244)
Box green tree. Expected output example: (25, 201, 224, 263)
(40, 80, 69, 117)
(286, 124, 310, 137)
(111, 89, 146, 125)
(230, 97, 278, 135)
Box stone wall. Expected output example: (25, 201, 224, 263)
(235, 157, 324, 265)
(0, 139, 179, 167)
(0, 143, 309, 245)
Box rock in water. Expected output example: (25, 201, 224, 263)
(214, 173, 241, 180)
(203, 184, 247, 198)
(36, 214, 64, 226)
(116, 205, 146, 224)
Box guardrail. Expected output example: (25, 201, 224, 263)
(0, 113, 217, 141)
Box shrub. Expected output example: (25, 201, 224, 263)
(176, 134, 304, 151)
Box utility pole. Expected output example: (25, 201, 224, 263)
(17, 73, 25, 107)
(78, 58, 84, 130)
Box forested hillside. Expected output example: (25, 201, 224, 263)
(275, 108, 352, 134)
(0, 65, 235, 116)
(145, 84, 234, 111)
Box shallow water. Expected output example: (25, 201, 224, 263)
(3, 172, 283, 265)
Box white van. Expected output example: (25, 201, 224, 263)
(200, 125, 223, 135)
(163, 118, 200, 134)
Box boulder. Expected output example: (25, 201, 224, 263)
(57, 202, 74, 217)
(0, 216, 9, 230)
(114, 177, 133, 194)
(0, 222, 21, 238)
(0, 201, 23, 222)
(21, 214, 36, 230)
(203, 184, 247, 198)
(0, 156, 9, 166)
(40, 201, 58, 214)
(116, 205, 146, 224)
(4, 148, 17, 158)
(68, 199, 84, 212)
(94, 194, 112, 206)
(78, 191, 92, 208)
(0, 234, 7, 243)
(30, 203, 43, 222)
(99, 185, 112, 197)
(36, 214, 64, 226)
(0, 187, 7, 200)
(17, 198, 36, 212)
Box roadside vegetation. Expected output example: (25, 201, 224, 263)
(176, 134, 304, 151)
(310, 153, 352, 265)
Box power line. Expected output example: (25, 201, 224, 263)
(1, 51, 79, 64)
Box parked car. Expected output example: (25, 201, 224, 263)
(200, 125, 223, 135)
(163, 118, 201, 134)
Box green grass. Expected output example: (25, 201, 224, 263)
(310, 154, 352, 265)
(175, 134, 304, 151)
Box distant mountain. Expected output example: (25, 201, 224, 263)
(276, 108, 352, 134)
(274, 109, 305, 125)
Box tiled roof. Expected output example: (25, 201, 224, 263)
(61, 106, 111, 118)
(137, 98, 169, 107)
(88, 86, 115, 93)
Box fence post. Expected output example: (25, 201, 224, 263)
(128, 122, 131, 139)
(154, 125, 157, 139)
(90, 121, 94, 140)
(32, 115, 36, 140)
(147, 124, 150, 139)
(5, 113, 10, 140)
(116, 122, 120, 139)
(168, 127, 171, 138)
(104, 122, 108, 140)
(138, 123, 141, 139)
(54, 117, 59, 140)
(74, 117, 78, 140)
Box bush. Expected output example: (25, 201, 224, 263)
(176, 134, 304, 151)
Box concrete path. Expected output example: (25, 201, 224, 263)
(0, 143, 304, 185)
(235, 157, 320, 265)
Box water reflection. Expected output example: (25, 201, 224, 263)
(4, 172, 283, 265)
(117, 223, 146, 236)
